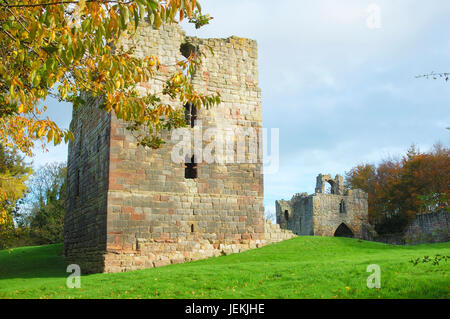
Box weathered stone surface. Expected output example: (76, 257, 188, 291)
(276, 174, 371, 239)
(376, 211, 449, 245)
(63, 94, 110, 273)
(404, 211, 449, 244)
(64, 24, 290, 274)
(264, 220, 296, 244)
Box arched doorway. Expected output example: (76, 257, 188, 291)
(334, 223, 354, 238)
(324, 180, 336, 194)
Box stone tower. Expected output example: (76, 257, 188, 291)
(64, 24, 265, 273)
(276, 174, 373, 239)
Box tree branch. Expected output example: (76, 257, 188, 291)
(1, 0, 133, 9)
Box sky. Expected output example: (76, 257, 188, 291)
(33, 0, 450, 217)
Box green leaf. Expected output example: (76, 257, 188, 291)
(134, 9, 140, 29)
(137, 1, 145, 19)
(148, 11, 155, 26)
(120, 5, 129, 29)
(33, 74, 41, 87)
(29, 23, 37, 41)
(148, 0, 158, 10)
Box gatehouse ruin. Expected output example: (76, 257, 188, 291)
(276, 174, 372, 239)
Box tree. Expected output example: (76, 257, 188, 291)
(400, 143, 449, 214)
(345, 144, 450, 234)
(0, 0, 220, 156)
(416, 72, 449, 82)
(0, 145, 32, 248)
(23, 162, 66, 244)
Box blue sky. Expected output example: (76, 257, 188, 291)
(33, 0, 450, 216)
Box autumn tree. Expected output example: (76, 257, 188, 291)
(0, 145, 32, 248)
(0, 0, 220, 155)
(400, 144, 449, 214)
(345, 144, 450, 234)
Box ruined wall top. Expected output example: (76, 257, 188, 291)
(118, 23, 259, 85)
(276, 174, 369, 205)
(315, 174, 345, 195)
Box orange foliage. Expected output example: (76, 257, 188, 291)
(0, 1, 217, 155)
(346, 144, 450, 230)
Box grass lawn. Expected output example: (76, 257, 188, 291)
(0, 236, 448, 299)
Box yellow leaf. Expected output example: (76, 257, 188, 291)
(79, 0, 86, 11)
(37, 123, 46, 137)
(47, 128, 53, 143)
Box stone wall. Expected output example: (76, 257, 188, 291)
(264, 220, 296, 244)
(276, 193, 314, 236)
(376, 211, 449, 245)
(405, 211, 449, 244)
(312, 190, 369, 238)
(315, 174, 344, 195)
(64, 94, 110, 273)
(64, 23, 272, 273)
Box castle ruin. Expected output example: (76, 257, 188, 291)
(276, 174, 372, 239)
(63, 24, 296, 274)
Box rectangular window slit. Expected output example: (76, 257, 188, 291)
(185, 155, 197, 179)
(184, 103, 197, 128)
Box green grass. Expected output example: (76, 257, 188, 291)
(0, 237, 449, 299)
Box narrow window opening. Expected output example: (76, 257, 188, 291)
(78, 124, 83, 154)
(339, 199, 347, 214)
(190, 224, 194, 233)
(284, 210, 289, 221)
(75, 169, 81, 197)
(184, 103, 197, 128)
(185, 155, 198, 179)
(97, 134, 101, 153)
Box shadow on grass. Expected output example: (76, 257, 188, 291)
(0, 244, 68, 280)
